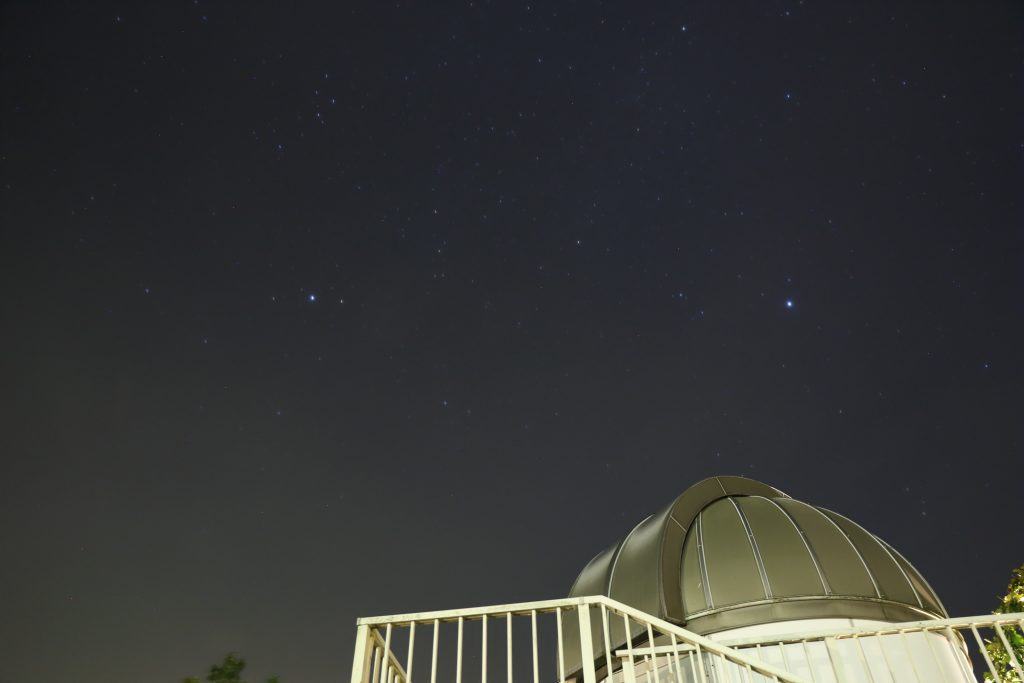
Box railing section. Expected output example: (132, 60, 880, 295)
(350, 596, 808, 683)
(630, 612, 1024, 683)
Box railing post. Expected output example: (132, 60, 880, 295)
(351, 624, 374, 683)
(556, 608, 567, 683)
(406, 622, 417, 683)
(622, 612, 638, 683)
(969, 626, 1002, 680)
(994, 622, 1024, 680)
(622, 656, 638, 683)
(823, 638, 849, 683)
(577, 604, 598, 683)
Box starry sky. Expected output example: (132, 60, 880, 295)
(1, 2, 1022, 682)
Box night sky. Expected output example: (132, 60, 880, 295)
(1, 2, 1022, 682)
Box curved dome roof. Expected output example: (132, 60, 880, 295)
(569, 476, 945, 634)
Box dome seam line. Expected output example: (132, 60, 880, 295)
(760, 496, 832, 596)
(814, 506, 883, 600)
(696, 511, 714, 610)
(729, 497, 773, 599)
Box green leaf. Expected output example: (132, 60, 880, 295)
(984, 564, 1024, 683)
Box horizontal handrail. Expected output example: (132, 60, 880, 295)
(617, 612, 1024, 652)
(353, 596, 1024, 683)
(358, 597, 590, 626)
(355, 595, 809, 683)
(592, 596, 807, 681)
(613, 610, 1024, 683)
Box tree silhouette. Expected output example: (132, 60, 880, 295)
(985, 564, 1024, 683)
(184, 653, 279, 683)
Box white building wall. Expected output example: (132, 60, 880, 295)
(602, 619, 978, 683)
(703, 618, 977, 683)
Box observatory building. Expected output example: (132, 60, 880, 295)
(349, 476, 1024, 683)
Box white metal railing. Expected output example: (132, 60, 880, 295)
(627, 612, 1024, 683)
(349, 596, 809, 683)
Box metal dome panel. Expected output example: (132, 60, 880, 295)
(568, 476, 946, 636)
(698, 498, 766, 608)
(819, 508, 920, 606)
(772, 497, 878, 597)
(734, 496, 823, 597)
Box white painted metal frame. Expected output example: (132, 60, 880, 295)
(351, 596, 808, 683)
(626, 611, 1024, 683)
(351, 595, 1024, 683)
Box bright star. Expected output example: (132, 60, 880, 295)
(785, 299, 794, 309)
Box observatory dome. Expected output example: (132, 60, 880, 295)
(568, 476, 945, 635)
